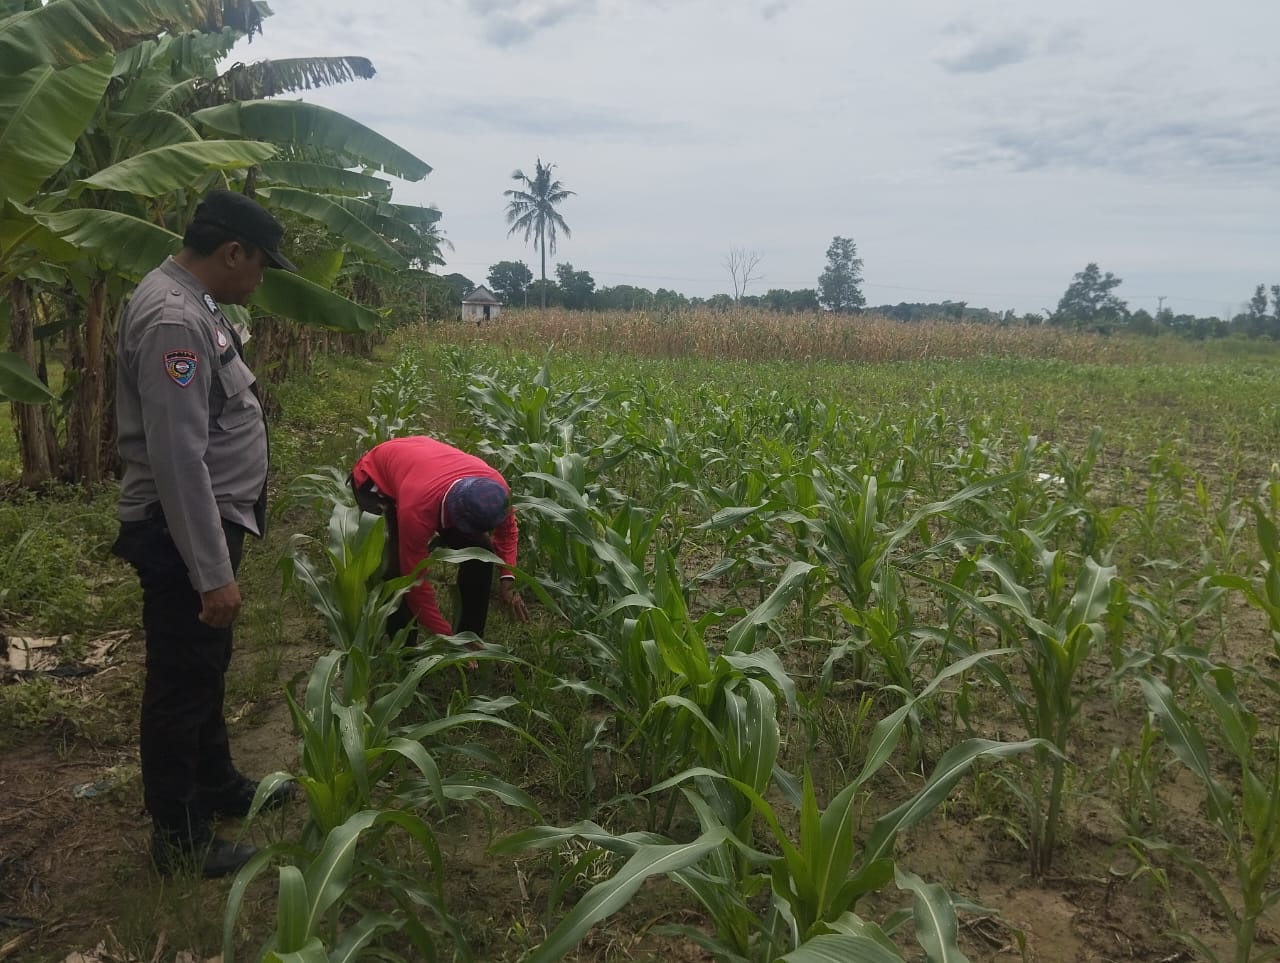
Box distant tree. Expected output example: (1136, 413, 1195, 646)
(762, 288, 820, 313)
(505, 158, 574, 308)
(1250, 284, 1270, 322)
(1129, 308, 1159, 336)
(1054, 263, 1128, 329)
(596, 284, 655, 311)
(818, 236, 865, 313)
(554, 262, 596, 309)
(706, 293, 735, 311)
(418, 274, 456, 322)
(443, 272, 474, 307)
(653, 288, 689, 311)
(527, 278, 560, 308)
(487, 260, 534, 306)
(724, 247, 763, 301)
(790, 288, 821, 311)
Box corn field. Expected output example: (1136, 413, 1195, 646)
(226, 335, 1280, 963)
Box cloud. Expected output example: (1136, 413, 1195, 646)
(761, 0, 791, 19)
(945, 106, 1280, 179)
(935, 32, 1033, 73)
(426, 96, 684, 140)
(933, 17, 1083, 74)
(465, 0, 597, 46)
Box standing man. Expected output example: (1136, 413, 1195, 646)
(113, 190, 296, 878)
(349, 436, 530, 641)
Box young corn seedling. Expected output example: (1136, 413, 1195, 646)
(222, 806, 462, 963)
(1136, 662, 1280, 963)
(493, 654, 1037, 963)
(1211, 479, 1280, 660)
(930, 539, 1119, 875)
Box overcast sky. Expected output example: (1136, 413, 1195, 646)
(227, 1, 1280, 317)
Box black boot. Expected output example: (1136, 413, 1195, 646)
(151, 823, 257, 879)
(197, 772, 299, 821)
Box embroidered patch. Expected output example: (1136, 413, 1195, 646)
(202, 293, 219, 315)
(215, 328, 229, 349)
(163, 349, 199, 387)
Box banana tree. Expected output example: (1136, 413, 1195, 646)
(1, 0, 436, 487)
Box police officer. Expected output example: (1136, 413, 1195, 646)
(112, 190, 296, 877)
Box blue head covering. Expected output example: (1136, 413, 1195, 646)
(444, 477, 509, 534)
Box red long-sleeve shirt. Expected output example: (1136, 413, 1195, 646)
(351, 436, 518, 635)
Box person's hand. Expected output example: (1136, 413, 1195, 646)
(199, 580, 242, 628)
(499, 579, 529, 623)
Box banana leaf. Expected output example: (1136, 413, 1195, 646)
(0, 351, 56, 403)
(251, 269, 382, 333)
(75, 139, 277, 196)
(192, 100, 431, 181)
(257, 161, 393, 198)
(257, 186, 405, 267)
(32, 207, 179, 277)
(0, 55, 113, 205)
(0, 0, 260, 76)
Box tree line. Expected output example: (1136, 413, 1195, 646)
(458, 243, 1280, 343)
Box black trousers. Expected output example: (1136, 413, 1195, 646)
(383, 519, 495, 640)
(113, 516, 245, 834)
(351, 474, 493, 638)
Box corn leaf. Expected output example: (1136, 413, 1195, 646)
(274, 865, 310, 952)
(864, 738, 1041, 864)
(528, 829, 735, 963)
(302, 810, 379, 935)
(894, 867, 970, 963)
(777, 934, 905, 963)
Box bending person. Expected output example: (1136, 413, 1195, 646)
(350, 436, 529, 640)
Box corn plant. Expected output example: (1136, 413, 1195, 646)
(222, 807, 460, 963)
(1135, 663, 1280, 963)
(928, 540, 1119, 875)
(353, 354, 431, 452)
(493, 660, 1038, 963)
(1211, 479, 1280, 660)
(597, 551, 812, 831)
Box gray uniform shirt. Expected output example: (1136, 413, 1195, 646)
(116, 258, 268, 592)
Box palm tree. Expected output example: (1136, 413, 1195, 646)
(504, 158, 573, 308)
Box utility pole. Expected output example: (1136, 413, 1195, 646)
(1157, 295, 1166, 315)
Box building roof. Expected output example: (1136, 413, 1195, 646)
(461, 285, 501, 304)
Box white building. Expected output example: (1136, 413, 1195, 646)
(461, 286, 501, 324)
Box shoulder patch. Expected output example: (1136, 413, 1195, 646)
(202, 293, 220, 315)
(164, 349, 199, 387)
(215, 327, 229, 350)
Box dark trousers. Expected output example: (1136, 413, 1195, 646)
(351, 474, 493, 638)
(113, 517, 245, 835)
(383, 516, 495, 640)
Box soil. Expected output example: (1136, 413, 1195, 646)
(1, 603, 1274, 963)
